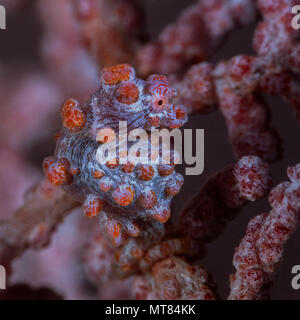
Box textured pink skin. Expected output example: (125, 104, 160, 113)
(136, 0, 257, 76)
(179, 156, 272, 242)
(72, 0, 145, 68)
(110, 220, 167, 277)
(138, 238, 201, 272)
(132, 257, 216, 300)
(113, 235, 202, 279)
(253, 0, 300, 124)
(173, 0, 300, 162)
(215, 60, 280, 162)
(233, 156, 272, 201)
(229, 163, 300, 300)
(2, 0, 300, 301)
(175, 55, 282, 161)
(176, 62, 217, 114)
(82, 226, 133, 299)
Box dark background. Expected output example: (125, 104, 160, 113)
(0, 0, 300, 299)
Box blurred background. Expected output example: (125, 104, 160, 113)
(0, 0, 299, 299)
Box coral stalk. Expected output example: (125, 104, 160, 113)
(0, 179, 79, 273)
(229, 163, 300, 300)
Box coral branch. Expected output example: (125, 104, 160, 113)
(136, 0, 257, 76)
(175, 0, 300, 161)
(175, 55, 282, 161)
(72, 0, 146, 67)
(2, 0, 300, 300)
(0, 179, 79, 272)
(178, 156, 272, 243)
(214, 57, 281, 162)
(132, 256, 216, 300)
(229, 163, 300, 300)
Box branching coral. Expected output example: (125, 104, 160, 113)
(179, 156, 272, 243)
(73, 0, 146, 67)
(173, 0, 300, 162)
(0, 179, 79, 273)
(136, 0, 257, 76)
(229, 163, 300, 300)
(1, 0, 300, 301)
(132, 257, 216, 300)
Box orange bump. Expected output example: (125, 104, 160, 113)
(71, 167, 80, 175)
(102, 64, 134, 86)
(125, 222, 141, 238)
(148, 116, 160, 127)
(168, 105, 187, 129)
(99, 177, 113, 192)
(121, 162, 135, 173)
(165, 186, 179, 196)
(174, 105, 186, 120)
(112, 185, 135, 206)
(147, 74, 168, 84)
(158, 164, 175, 177)
(61, 99, 86, 132)
(120, 263, 134, 272)
(43, 156, 55, 172)
(54, 132, 61, 141)
(139, 190, 157, 209)
(93, 170, 105, 179)
(44, 157, 72, 186)
(136, 165, 155, 181)
(131, 248, 144, 260)
(115, 82, 140, 104)
(106, 158, 119, 169)
(165, 180, 182, 196)
(112, 223, 121, 239)
(106, 220, 122, 241)
(83, 195, 104, 218)
(153, 207, 171, 223)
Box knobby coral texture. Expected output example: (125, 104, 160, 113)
(0, 0, 300, 300)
